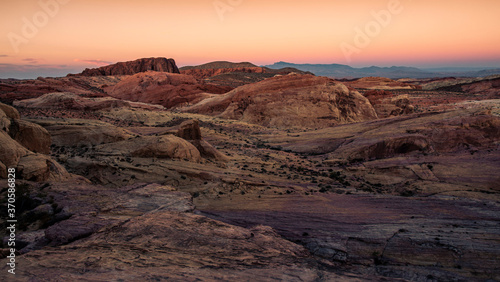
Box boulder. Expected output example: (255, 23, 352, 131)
(0, 107, 11, 132)
(176, 119, 229, 162)
(9, 119, 51, 154)
(97, 135, 202, 162)
(177, 119, 201, 140)
(0, 161, 6, 178)
(17, 154, 71, 182)
(0, 102, 20, 119)
(0, 130, 28, 168)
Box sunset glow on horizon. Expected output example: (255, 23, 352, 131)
(1, 0, 500, 78)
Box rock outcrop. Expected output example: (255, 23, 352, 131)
(9, 119, 51, 154)
(182, 74, 378, 129)
(182, 67, 266, 80)
(201, 190, 500, 282)
(422, 75, 500, 97)
(0, 130, 28, 169)
(0, 102, 20, 119)
(343, 76, 421, 90)
(179, 61, 314, 88)
(17, 153, 70, 182)
(72, 57, 180, 76)
(177, 119, 202, 140)
(277, 109, 500, 161)
(460, 77, 500, 98)
(364, 90, 414, 118)
(0, 76, 121, 104)
(96, 135, 202, 162)
(106, 71, 230, 108)
(0, 102, 70, 181)
(176, 119, 229, 162)
(14, 92, 131, 111)
(29, 119, 135, 147)
(10, 191, 320, 281)
(181, 66, 313, 80)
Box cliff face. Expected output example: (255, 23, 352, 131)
(72, 57, 180, 76)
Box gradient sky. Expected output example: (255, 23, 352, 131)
(1, 0, 500, 78)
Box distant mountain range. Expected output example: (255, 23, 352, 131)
(264, 62, 500, 79)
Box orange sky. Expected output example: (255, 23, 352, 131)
(1, 0, 500, 78)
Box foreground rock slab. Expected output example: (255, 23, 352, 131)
(199, 192, 500, 281)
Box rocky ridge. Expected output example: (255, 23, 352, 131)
(343, 76, 422, 90)
(0, 76, 121, 104)
(182, 74, 378, 129)
(70, 57, 180, 76)
(105, 71, 231, 109)
(363, 90, 414, 118)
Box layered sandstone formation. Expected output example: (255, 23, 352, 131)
(176, 119, 229, 162)
(181, 66, 312, 80)
(71, 57, 180, 76)
(344, 76, 421, 90)
(3, 181, 365, 281)
(29, 118, 136, 147)
(182, 67, 267, 79)
(105, 71, 231, 108)
(182, 74, 378, 129)
(96, 135, 202, 162)
(274, 109, 500, 162)
(0, 103, 70, 181)
(180, 61, 314, 88)
(14, 92, 131, 111)
(430, 76, 500, 98)
(363, 90, 414, 118)
(422, 74, 500, 92)
(0, 76, 121, 104)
